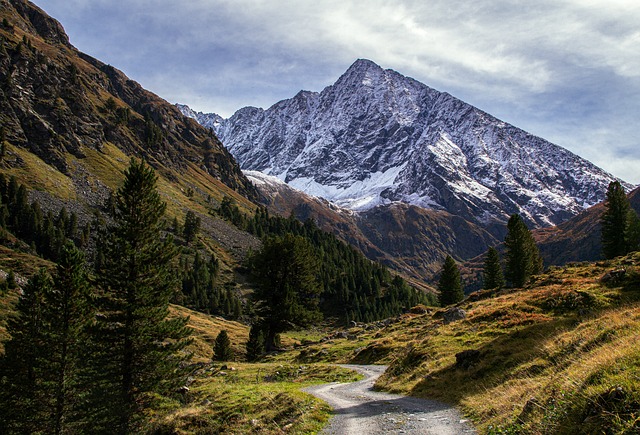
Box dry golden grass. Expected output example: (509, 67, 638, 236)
(169, 304, 250, 362)
(279, 253, 640, 434)
(4, 144, 76, 200)
(371, 255, 640, 434)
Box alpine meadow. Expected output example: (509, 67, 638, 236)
(0, 1, 639, 434)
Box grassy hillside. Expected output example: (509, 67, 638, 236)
(280, 253, 640, 434)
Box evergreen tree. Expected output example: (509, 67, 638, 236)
(437, 255, 464, 306)
(250, 234, 322, 350)
(213, 330, 233, 361)
(504, 214, 542, 288)
(0, 269, 51, 434)
(0, 243, 94, 433)
(46, 241, 93, 434)
(245, 324, 266, 362)
(625, 209, 640, 253)
(90, 159, 191, 433)
(482, 246, 505, 290)
(183, 210, 201, 244)
(601, 181, 631, 259)
(6, 269, 16, 289)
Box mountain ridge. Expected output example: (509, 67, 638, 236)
(179, 59, 629, 234)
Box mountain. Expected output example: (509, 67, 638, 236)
(536, 186, 640, 265)
(0, 0, 436, 321)
(0, 0, 260, 258)
(181, 59, 628, 235)
(175, 103, 224, 132)
(245, 170, 498, 281)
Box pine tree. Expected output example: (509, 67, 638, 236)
(437, 255, 464, 306)
(250, 233, 322, 350)
(601, 181, 631, 259)
(6, 269, 16, 289)
(214, 330, 233, 361)
(0, 269, 51, 434)
(245, 324, 266, 362)
(0, 243, 94, 433)
(46, 241, 93, 434)
(504, 214, 542, 288)
(625, 209, 640, 253)
(482, 246, 505, 290)
(183, 210, 201, 244)
(90, 159, 191, 433)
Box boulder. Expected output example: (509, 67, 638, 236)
(600, 268, 626, 285)
(443, 307, 467, 324)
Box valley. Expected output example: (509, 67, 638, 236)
(0, 1, 638, 434)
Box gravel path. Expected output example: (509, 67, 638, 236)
(304, 364, 476, 435)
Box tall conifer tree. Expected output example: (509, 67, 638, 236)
(90, 159, 191, 433)
(250, 233, 322, 350)
(482, 246, 505, 290)
(601, 181, 631, 259)
(0, 269, 50, 434)
(46, 241, 93, 434)
(0, 244, 93, 434)
(625, 209, 640, 253)
(214, 330, 233, 361)
(437, 255, 464, 306)
(504, 214, 542, 288)
(245, 324, 266, 362)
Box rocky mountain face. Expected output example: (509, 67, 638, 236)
(535, 186, 640, 266)
(176, 103, 224, 132)
(245, 171, 498, 281)
(0, 0, 255, 200)
(181, 59, 626, 236)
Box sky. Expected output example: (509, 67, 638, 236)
(35, 0, 640, 184)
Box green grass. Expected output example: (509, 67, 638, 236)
(146, 363, 361, 434)
(4, 144, 76, 200)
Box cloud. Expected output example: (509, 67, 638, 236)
(36, 0, 640, 183)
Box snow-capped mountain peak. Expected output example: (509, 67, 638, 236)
(178, 59, 629, 231)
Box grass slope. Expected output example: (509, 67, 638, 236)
(280, 253, 640, 434)
(159, 306, 361, 434)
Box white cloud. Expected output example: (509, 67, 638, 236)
(35, 0, 640, 183)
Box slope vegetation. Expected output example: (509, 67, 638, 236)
(0, 0, 256, 229)
(283, 253, 640, 434)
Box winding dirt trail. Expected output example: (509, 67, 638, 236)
(304, 364, 476, 435)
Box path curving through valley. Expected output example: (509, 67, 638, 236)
(304, 364, 476, 435)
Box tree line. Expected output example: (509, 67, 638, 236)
(438, 180, 640, 306)
(215, 196, 433, 327)
(0, 174, 90, 261)
(0, 160, 191, 434)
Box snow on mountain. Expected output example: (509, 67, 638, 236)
(180, 59, 629, 230)
(176, 103, 224, 131)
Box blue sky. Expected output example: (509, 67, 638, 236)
(35, 0, 640, 184)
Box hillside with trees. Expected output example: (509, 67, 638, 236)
(0, 1, 638, 434)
